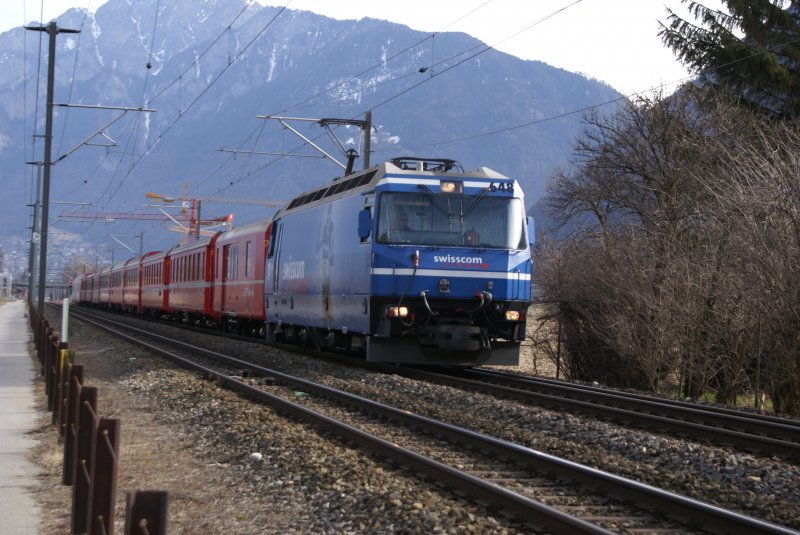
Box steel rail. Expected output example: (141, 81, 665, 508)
(66, 307, 799, 535)
(392, 365, 800, 460)
(67, 309, 605, 533)
(56, 305, 800, 460)
(471, 367, 800, 430)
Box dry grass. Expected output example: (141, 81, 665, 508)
(27, 334, 293, 534)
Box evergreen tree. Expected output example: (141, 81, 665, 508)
(660, 0, 800, 118)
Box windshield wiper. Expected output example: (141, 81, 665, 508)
(416, 184, 451, 217)
(463, 186, 491, 219)
(459, 197, 464, 234)
(447, 198, 453, 231)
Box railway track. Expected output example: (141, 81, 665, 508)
(65, 306, 798, 534)
(469, 368, 800, 438)
(60, 303, 800, 461)
(59, 304, 800, 461)
(377, 365, 800, 461)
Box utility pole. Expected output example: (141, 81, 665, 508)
(25, 21, 80, 312)
(195, 200, 202, 240)
(25, 162, 43, 303)
(363, 110, 371, 170)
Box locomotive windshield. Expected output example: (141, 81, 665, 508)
(376, 191, 526, 249)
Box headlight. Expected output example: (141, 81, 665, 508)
(504, 310, 520, 321)
(386, 306, 409, 318)
(440, 181, 463, 193)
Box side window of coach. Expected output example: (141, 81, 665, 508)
(245, 241, 252, 278)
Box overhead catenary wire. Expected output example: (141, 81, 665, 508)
(25, 1, 140, 238)
(24, 0, 601, 234)
(280, 0, 584, 115)
(145, 0, 262, 105)
(222, 0, 582, 195)
(94, 0, 260, 209)
(377, 34, 800, 154)
(201, 0, 508, 198)
(12, 2, 636, 258)
(365, 0, 585, 113)
(49, 0, 262, 216)
(26, 1, 46, 170)
(117, 0, 164, 189)
(46, 0, 502, 225)
(220, 0, 792, 197)
(209, 0, 586, 199)
(39, 1, 782, 250)
(278, 0, 496, 115)
(83, 2, 296, 240)
(55, 11, 89, 159)
(78, 0, 293, 229)
(144, 0, 162, 81)
(119, 2, 293, 182)
(188, 118, 272, 195)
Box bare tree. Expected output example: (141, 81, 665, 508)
(686, 119, 800, 413)
(539, 86, 800, 414)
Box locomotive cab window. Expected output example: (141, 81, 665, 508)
(376, 191, 526, 249)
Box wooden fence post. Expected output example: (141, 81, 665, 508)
(88, 417, 121, 535)
(63, 364, 84, 486)
(72, 386, 98, 535)
(126, 491, 168, 535)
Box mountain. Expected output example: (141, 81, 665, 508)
(0, 0, 619, 258)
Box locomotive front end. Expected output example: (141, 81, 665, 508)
(366, 158, 534, 365)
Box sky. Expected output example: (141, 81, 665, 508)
(0, 0, 722, 96)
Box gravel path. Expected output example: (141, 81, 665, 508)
(30, 308, 800, 533)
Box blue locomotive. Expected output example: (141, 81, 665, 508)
(264, 157, 534, 366)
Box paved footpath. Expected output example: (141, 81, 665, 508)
(0, 300, 43, 534)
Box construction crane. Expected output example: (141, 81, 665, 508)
(145, 192, 284, 207)
(145, 189, 283, 244)
(58, 209, 232, 246)
(57, 211, 172, 222)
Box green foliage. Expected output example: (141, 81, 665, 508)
(660, 0, 800, 118)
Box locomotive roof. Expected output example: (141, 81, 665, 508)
(274, 158, 510, 218)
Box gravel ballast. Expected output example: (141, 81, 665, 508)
(30, 308, 800, 533)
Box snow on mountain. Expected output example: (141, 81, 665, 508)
(0, 0, 619, 248)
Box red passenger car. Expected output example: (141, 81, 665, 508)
(78, 273, 93, 304)
(122, 256, 145, 313)
(168, 235, 218, 322)
(89, 272, 101, 304)
(98, 266, 112, 307)
(212, 220, 271, 334)
(71, 274, 84, 304)
(141, 249, 170, 316)
(108, 261, 126, 310)
(75, 218, 274, 336)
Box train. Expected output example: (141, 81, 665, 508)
(72, 157, 534, 366)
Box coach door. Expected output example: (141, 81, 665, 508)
(264, 221, 282, 297)
(221, 244, 231, 311)
(272, 223, 283, 294)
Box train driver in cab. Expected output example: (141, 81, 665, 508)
(463, 228, 480, 246)
(391, 210, 412, 231)
(378, 209, 413, 243)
